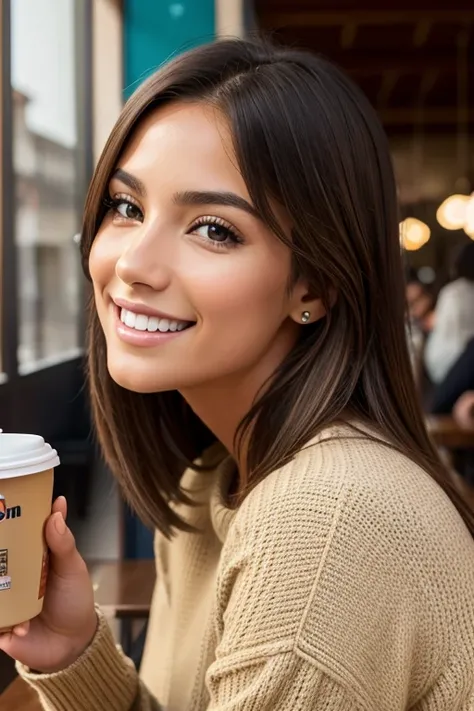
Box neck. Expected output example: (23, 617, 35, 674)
(180, 328, 298, 470)
(180, 370, 260, 469)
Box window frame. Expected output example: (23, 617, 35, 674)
(1, 0, 19, 382)
(0, 0, 93, 383)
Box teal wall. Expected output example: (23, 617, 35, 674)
(124, 0, 215, 99)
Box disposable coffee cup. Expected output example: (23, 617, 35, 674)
(0, 431, 59, 632)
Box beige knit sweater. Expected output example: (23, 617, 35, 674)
(18, 425, 474, 710)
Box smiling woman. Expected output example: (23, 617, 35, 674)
(3, 37, 474, 711)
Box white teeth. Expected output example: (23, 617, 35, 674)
(119, 308, 190, 334)
(124, 310, 136, 328)
(134, 314, 148, 331)
(147, 317, 159, 332)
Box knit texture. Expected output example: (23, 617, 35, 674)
(18, 425, 474, 710)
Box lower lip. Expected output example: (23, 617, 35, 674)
(114, 308, 192, 347)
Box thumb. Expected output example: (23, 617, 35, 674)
(45, 512, 82, 577)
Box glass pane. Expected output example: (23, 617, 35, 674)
(11, 0, 81, 369)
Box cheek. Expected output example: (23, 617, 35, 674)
(190, 252, 291, 334)
(182, 256, 295, 382)
(88, 231, 114, 286)
(88, 233, 121, 330)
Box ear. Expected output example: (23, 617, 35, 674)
(289, 281, 333, 325)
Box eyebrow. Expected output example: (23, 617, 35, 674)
(111, 170, 260, 220)
(111, 169, 147, 197)
(173, 190, 260, 219)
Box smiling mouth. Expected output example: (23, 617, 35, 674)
(119, 307, 194, 333)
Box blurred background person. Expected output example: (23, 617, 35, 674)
(424, 242, 474, 384)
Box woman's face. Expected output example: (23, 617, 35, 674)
(90, 102, 309, 394)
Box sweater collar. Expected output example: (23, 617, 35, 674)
(209, 453, 238, 544)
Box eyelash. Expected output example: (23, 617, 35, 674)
(103, 195, 142, 222)
(189, 216, 243, 250)
(102, 194, 244, 250)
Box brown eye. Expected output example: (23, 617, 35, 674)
(193, 222, 238, 244)
(204, 224, 230, 242)
(116, 201, 143, 221)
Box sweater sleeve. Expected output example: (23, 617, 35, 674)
(17, 613, 358, 711)
(16, 607, 161, 711)
(205, 648, 357, 710)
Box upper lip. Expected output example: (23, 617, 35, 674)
(113, 297, 193, 323)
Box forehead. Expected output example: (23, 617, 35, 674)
(116, 102, 249, 197)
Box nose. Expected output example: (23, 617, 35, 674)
(115, 223, 173, 291)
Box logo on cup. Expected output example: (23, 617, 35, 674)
(0, 577, 11, 591)
(0, 495, 21, 522)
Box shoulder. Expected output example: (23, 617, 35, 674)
(217, 426, 474, 707)
(231, 423, 474, 581)
(236, 424, 433, 530)
(437, 278, 473, 305)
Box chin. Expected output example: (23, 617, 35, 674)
(113, 376, 161, 394)
(106, 358, 170, 394)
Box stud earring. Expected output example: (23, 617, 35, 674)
(301, 311, 311, 323)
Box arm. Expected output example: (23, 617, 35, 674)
(17, 466, 363, 711)
(453, 390, 474, 428)
(430, 338, 474, 413)
(17, 608, 161, 711)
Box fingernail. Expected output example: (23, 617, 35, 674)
(54, 513, 66, 535)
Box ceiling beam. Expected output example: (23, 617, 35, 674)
(418, 70, 440, 99)
(377, 70, 400, 108)
(413, 19, 432, 47)
(260, 10, 474, 28)
(340, 22, 358, 49)
(379, 107, 474, 125)
(320, 52, 459, 75)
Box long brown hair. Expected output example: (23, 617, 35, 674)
(81, 37, 474, 537)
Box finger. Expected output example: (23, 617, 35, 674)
(0, 631, 13, 650)
(45, 512, 83, 578)
(52, 496, 68, 520)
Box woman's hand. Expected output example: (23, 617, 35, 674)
(453, 391, 474, 430)
(0, 497, 98, 674)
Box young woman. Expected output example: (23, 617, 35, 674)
(2, 38, 474, 711)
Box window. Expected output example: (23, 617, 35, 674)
(7, 0, 91, 373)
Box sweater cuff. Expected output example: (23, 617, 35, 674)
(16, 606, 139, 711)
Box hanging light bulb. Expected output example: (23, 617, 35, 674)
(400, 217, 431, 251)
(463, 194, 474, 239)
(436, 194, 470, 230)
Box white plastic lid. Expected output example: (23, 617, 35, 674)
(0, 431, 60, 479)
